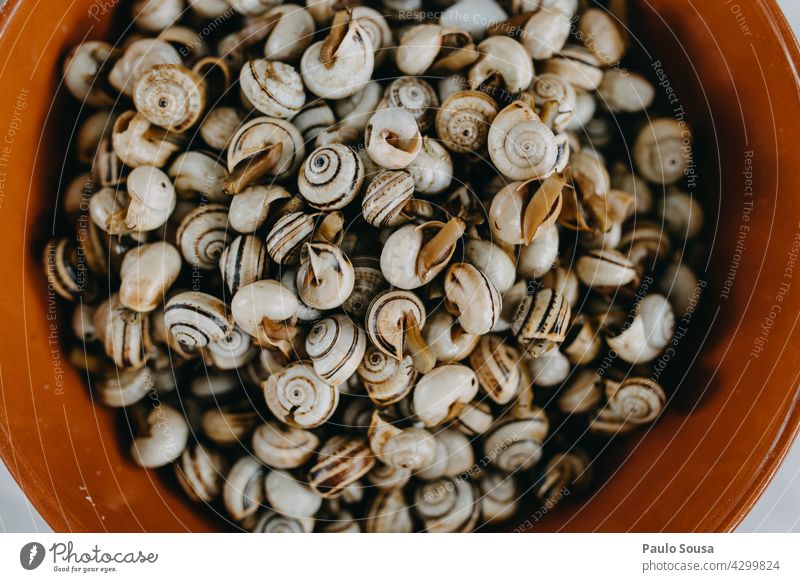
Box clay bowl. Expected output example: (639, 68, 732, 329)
(0, 0, 799, 532)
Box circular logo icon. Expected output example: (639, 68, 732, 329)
(19, 542, 46, 570)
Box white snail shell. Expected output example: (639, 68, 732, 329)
(296, 242, 355, 310)
(265, 469, 323, 518)
(130, 404, 189, 468)
(231, 280, 298, 346)
(633, 118, 692, 185)
(357, 345, 418, 406)
(413, 364, 479, 427)
(407, 137, 453, 195)
(228, 184, 291, 234)
(368, 410, 436, 470)
(606, 377, 666, 425)
(443, 262, 502, 336)
(469, 36, 533, 93)
(175, 444, 227, 503)
(239, 59, 305, 119)
(463, 238, 516, 295)
(93, 294, 153, 369)
(253, 421, 320, 469)
(365, 108, 422, 170)
(119, 241, 181, 313)
(423, 311, 480, 364)
(485, 408, 549, 472)
(557, 368, 603, 414)
(176, 204, 233, 270)
(435, 90, 499, 154)
(133, 64, 206, 133)
(479, 471, 519, 523)
(227, 116, 305, 181)
(606, 294, 675, 364)
(413, 477, 479, 533)
(488, 100, 559, 181)
(381, 76, 439, 133)
(418, 429, 475, 480)
(263, 361, 339, 429)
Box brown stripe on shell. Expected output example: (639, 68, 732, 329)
(308, 436, 375, 498)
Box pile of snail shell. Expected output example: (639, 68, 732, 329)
(49, 0, 704, 533)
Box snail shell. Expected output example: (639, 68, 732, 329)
(423, 311, 480, 364)
(239, 59, 305, 119)
(44, 238, 95, 301)
(300, 13, 375, 99)
(589, 406, 637, 436)
(479, 471, 519, 523)
(557, 368, 603, 414)
(252, 421, 320, 469)
(93, 294, 152, 369)
(368, 410, 436, 470)
(366, 488, 413, 533)
(518, 224, 560, 279)
(223, 456, 266, 521)
(528, 73, 577, 132)
(395, 24, 478, 75)
(130, 404, 189, 468)
(538, 449, 592, 505)
(407, 137, 453, 195)
(296, 242, 355, 310)
(227, 116, 305, 183)
(633, 118, 692, 185)
(660, 262, 700, 317)
(541, 45, 604, 91)
(511, 287, 571, 357)
(454, 400, 494, 436)
(219, 235, 269, 296)
(542, 267, 581, 309)
(298, 144, 364, 210)
(342, 256, 388, 319)
(205, 325, 256, 370)
(598, 70, 655, 114)
(485, 408, 549, 472)
(575, 248, 638, 290)
(469, 334, 522, 405)
(381, 76, 439, 133)
(561, 314, 602, 366)
(488, 100, 560, 181)
(109, 38, 180, 97)
(413, 478, 479, 533)
(228, 184, 292, 235)
(168, 151, 227, 201)
(118, 242, 182, 313)
(418, 429, 475, 480)
(352, 5, 392, 65)
(463, 238, 516, 295)
(112, 165, 176, 234)
(362, 170, 419, 228)
(367, 462, 412, 491)
(279, 268, 322, 323)
(200, 106, 245, 151)
(606, 377, 666, 425)
(357, 345, 417, 407)
(133, 0, 181, 31)
(365, 108, 422, 170)
(112, 111, 181, 168)
(164, 291, 234, 350)
(133, 64, 206, 133)
(202, 404, 260, 447)
(308, 435, 376, 498)
(606, 294, 675, 364)
(661, 187, 704, 240)
(515, 7, 573, 60)
(365, 289, 427, 362)
(306, 314, 367, 386)
(263, 361, 339, 429)
(435, 90, 499, 154)
(175, 444, 227, 503)
(176, 204, 233, 271)
(251, 510, 314, 533)
(264, 469, 322, 518)
(231, 280, 298, 347)
(293, 100, 337, 145)
(413, 364, 479, 427)
(578, 8, 625, 65)
(469, 36, 533, 94)
(265, 211, 318, 266)
(62, 41, 118, 107)
(333, 80, 383, 132)
(96, 367, 153, 408)
(443, 262, 502, 336)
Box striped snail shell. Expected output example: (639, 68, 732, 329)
(44, 238, 95, 301)
(589, 405, 637, 436)
(176, 204, 233, 270)
(435, 90, 499, 154)
(96, 367, 153, 408)
(306, 314, 367, 387)
(366, 290, 433, 373)
(423, 311, 480, 364)
(342, 256, 387, 319)
(469, 334, 522, 405)
(443, 262, 502, 336)
(219, 235, 269, 296)
(381, 76, 439, 132)
(265, 469, 322, 518)
(265, 211, 317, 266)
(541, 45, 604, 91)
(202, 403, 260, 447)
(252, 420, 320, 469)
(226, 116, 305, 190)
(175, 444, 227, 503)
(298, 144, 364, 210)
(413, 364, 479, 428)
(528, 73, 577, 133)
(368, 410, 437, 470)
(537, 449, 592, 505)
(606, 294, 674, 365)
(293, 100, 336, 143)
(511, 287, 571, 357)
(206, 326, 256, 370)
(251, 511, 314, 533)
(263, 361, 339, 429)
(357, 345, 417, 406)
(130, 404, 189, 468)
(413, 477, 479, 533)
(606, 377, 666, 425)
(223, 456, 266, 521)
(133, 63, 206, 133)
(296, 242, 355, 310)
(367, 462, 412, 491)
(484, 407, 549, 473)
(239, 59, 305, 119)
(308, 435, 376, 498)
(164, 291, 234, 350)
(366, 488, 413, 533)
(557, 368, 603, 414)
(418, 429, 474, 480)
(92, 294, 153, 369)
(479, 471, 520, 523)
(362, 170, 429, 228)
(488, 99, 560, 181)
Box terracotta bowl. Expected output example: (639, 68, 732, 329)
(1, 0, 799, 533)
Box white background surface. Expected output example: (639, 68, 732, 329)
(1, 2, 800, 533)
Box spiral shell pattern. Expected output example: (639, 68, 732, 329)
(205, 325, 255, 370)
(265, 211, 315, 265)
(383, 76, 439, 132)
(263, 361, 339, 429)
(485, 412, 549, 473)
(469, 334, 522, 405)
(164, 291, 234, 350)
(252, 421, 320, 469)
(366, 290, 427, 361)
(435, 90, 499, 153)
(175, 444, 226, 503)
(251, 511, 312, 533)
(528, 73, 577, 132)
(342, 256, 387, 319)
(366, 489, 413, 533)
(308, 435, 375, 498)
(177, 204, 233, 270)
(512, 287, 571, 356)
(362, 170, 415, 227)
(306, 314, 367, 386)
(220, 235, 268, 295)
(488, 101, 559, 181)
(133, 64, 205, 133)
(239, 59, 305, 119)
(93, 294, 152, 369)
(298, 144, 364, 210)
(44, 238, 93, 301)
(357, 345, 417, 406)
(223, 456, 265, 521)
(606, 377, 666, 425)
(413, 478, 479, 533)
